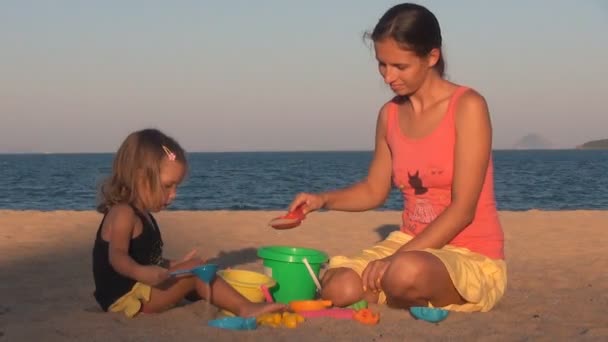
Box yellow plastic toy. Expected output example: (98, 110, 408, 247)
(257, 312, 305, 328)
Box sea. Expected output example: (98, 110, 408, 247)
(0, 150, 606, 211)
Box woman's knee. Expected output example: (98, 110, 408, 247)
(320, 267, 363, 306)
(381, 252, 429, 298)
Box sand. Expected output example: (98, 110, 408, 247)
(0, 210, 606, 341)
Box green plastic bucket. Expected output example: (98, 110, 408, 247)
(257, 246, 328, 304)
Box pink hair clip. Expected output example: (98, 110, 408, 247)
(162, 145, 176, 161)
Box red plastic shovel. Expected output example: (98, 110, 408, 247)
(268, 204, 306, 230)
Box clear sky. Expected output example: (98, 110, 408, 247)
(1, 0, 607, 153)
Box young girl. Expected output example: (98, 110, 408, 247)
(92, 128, 284, 318)
(288, 3, 506, 313)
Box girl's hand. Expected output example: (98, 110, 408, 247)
(141, 265, 170, 286)
(180, 249, 205, 264)
(163, 250, 206, 268)
(361, 256, 393, 293)
(289, 192, 327, 215)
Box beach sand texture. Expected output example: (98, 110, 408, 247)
(1, 210, 606, 341)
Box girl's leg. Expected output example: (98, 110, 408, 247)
(141, 276, 199, 313)
(200, 275, 285, 317)
(141, 258, 208, 313)
(381, 251, 465, 308)
(142, 260, 285, 316)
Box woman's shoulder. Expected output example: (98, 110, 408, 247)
(458, 86, 486, 103)
(377, 96, 403, 120)
(374, 97, 401, 132)
(453, 86, 489, 120)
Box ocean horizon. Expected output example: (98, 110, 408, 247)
(1, 149, 606, 211)
(0, 147, 596, 154)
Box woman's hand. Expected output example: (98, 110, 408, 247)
(289, 192, 327, 214)
(361, 256, 394, 293)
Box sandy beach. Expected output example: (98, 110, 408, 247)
(0, 209, 606, 341)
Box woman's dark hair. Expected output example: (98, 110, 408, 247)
(366, 3, 445, 77)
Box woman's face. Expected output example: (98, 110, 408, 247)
(374, 38, 439, 96)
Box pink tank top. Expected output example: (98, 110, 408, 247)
(386, 86, 504, 259)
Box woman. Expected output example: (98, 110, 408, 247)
(288, 3, 506, 313)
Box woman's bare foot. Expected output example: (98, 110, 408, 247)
(237, 302, 286, 317)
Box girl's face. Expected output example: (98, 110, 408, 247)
(157, 159, 186, 210)
(374, 38, 439, 96)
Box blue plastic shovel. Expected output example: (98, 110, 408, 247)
(169, 264, 218, 283)
(409, 306, 449, 323)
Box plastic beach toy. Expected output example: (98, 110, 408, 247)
(169, 264, 218, 283)
(207, 317, 257, 330)
(298, 308, 355, 320)
(257, 312, 305, 328)
(289, 299, 332, 312)
(257, 246, 328, 303)
(347, 299, 368, 310)
(261, 284, 274, 303)
(353, 308, 380, 325)
(217, 269, 276, 303)
(409, 307, 449, 323)
(268, 204, 306, 230)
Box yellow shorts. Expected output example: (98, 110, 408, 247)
(108, 282, 152, 318)
(328, 231, 507, 312)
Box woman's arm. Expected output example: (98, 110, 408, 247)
(307, 104, 395, 212)
(397, 90, 493, 251)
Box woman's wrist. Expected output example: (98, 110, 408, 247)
(319, 192, 330, 209)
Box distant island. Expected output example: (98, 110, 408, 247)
(512, 133, 554, 150)
(577, 138, 608, 150)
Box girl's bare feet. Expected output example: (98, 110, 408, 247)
(238, 302, 286, 317)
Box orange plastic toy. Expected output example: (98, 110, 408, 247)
(353, 308, 380, 325)
(289, 300, 332, 312)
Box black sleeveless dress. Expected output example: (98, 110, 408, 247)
(92, 205, 164, 311)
